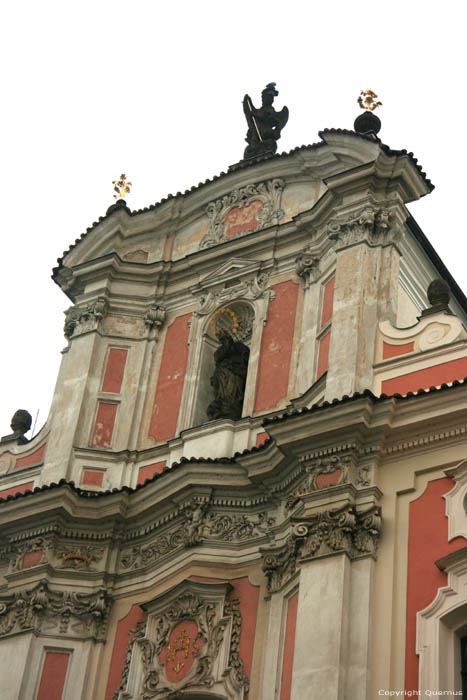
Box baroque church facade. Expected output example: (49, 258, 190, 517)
(1, 90, 467, 699)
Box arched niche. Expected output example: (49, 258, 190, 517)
(191, 302, 254, 427)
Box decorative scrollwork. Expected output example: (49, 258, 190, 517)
(200, 179, 284, 249)
(0, 579, 112, 641)
(327, 206, 398, 250)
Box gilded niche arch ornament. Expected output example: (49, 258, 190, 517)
(200, 179, 285, 249)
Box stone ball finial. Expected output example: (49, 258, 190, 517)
(354, 111, 381, 135)
(10, 409, 32, 436)
(427, 279, 450, 308)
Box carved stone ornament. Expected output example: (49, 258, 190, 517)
(261, 536, 301, 595)
(286, 455, 352, 509)
(295, 246, 320, 288)
(295, 504, 381, 561)
(120, 498, 275, 571)
(0, 579, 112, 641)
(143, 304, 167, 336)
(194, 271, 272, 322)
(327, 206, 399, 250)
(10, 535, 53, 571)
(113, 580, 249, 700)
(64, 295, 109, 338)
(262, 504, 381, 593)
(200, 178, 284, 249)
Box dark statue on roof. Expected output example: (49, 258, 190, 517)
(207, 332, 250, 421)
(243, 83, 289, 160)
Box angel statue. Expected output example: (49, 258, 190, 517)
(243, 83, 289, 160)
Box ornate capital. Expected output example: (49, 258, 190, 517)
(0, 580, 112, 641)
(327, 206, 399, 250)
(63, 295, 109, 339)
(296, 504, 382, 561)
(295, 247, 320, 288)
(144, 304, 167, 339)
(200, 178, 284, 249)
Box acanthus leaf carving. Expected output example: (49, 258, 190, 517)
(120, 499, 276, 571)
(0, 579, 112, 641)
(200, 178, 284, 249)
(295, 246, 320, 288)
(194, 269, 273, 319)
(327, 206, 399, 250)
(64, 295, 109, 338)
(144, 304, 167, 338)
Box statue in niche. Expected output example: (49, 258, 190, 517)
(207, 332, 250, 421)
(243, 82, 289, 160)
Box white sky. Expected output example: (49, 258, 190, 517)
(1, 1, 466, 439)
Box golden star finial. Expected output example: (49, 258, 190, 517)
(112, 173, 132, 200)
(357, 89, 382, 112)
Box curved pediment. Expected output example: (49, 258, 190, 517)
(55, 131, 432, 298)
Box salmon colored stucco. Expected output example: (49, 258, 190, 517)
(254, 281, 299, 412)
(137, 460, 167, 485)
(0, 481, 34, 499)
(82, 470, 104, 487)
(91, 402, 118, 448)
(149, 314, 191, 442)
(224, 200, 263, 238)
(105, 605, 147, 700)
(36, 652, 70, 700)
(14, 443, 46, 470)
(255, 431, 270, 448)
(102, 348, 128, 393)
(382, 340, 415, 360)
(321, 276, 335, 327)
(280, 591, 299, 700)
(405, 478, 466, 692)
(22, 550, 44, 568)
(382, 357, 467, 396)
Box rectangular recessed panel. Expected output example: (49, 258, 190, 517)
(82, 470, 104, 487)
(36, 651, 70, 700)
(102, 348, 128, 393)
(91, 402, 118, 448)
(280, 592, 299, 700)
(149, 314, 191, 442)
(321, 276, 335, 327)
(254, 281, 299, 412)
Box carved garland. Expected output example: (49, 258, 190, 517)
(120, 503, 276, 571)
(200, 179, 285, 249)
(0, 579, 112, 641)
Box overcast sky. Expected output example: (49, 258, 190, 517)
(1, 1, 465, 438)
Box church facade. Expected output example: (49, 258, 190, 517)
(1, 96, 467, 699)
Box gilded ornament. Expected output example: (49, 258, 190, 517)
(112, 173, 132, 200)
(357, 89, 382, 112)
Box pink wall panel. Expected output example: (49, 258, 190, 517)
(102, 348, 128, 393)
(91, 402, 118, 448)
(149, 314, 191, 442)
(254, 281, 299, 412)
(36, 651, 70, 700)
